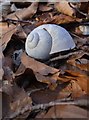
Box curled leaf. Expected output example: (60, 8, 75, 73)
(55, 2, 76, 17)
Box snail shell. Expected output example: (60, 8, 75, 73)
(25, 24, 75, 60)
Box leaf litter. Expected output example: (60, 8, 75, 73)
(1, 1, 89, 119)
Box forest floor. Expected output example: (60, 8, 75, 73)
(1, 1, 89, 119)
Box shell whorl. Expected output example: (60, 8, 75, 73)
(25, 29, 52, 60)
(27, 32, 39, 49)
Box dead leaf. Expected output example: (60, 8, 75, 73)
(68, 53, 89, 71)
(3, 66, 14, 82)
(31, 82, 70, 104)
(38, 105, 88, 118)
(15, 65, 59, 90)
(35, 72, 60, 90)
(6, 2, 38, 20)
(68, 59, 89, 71)
(54, 2, 76, 17)
(21, 52, 59, 76)
(59, 80, 84, 99)
(15, 68, 47, 89)
(39, 4, 53, 12)
(70, 80, 84, 98)
(2, 83, 32, 119)
(2, 92, 13, 119)
(35, 12, 53, 23)
(51, 14, 81, 25)
(1, 23, 17, 51)
(2, 56, 14, 72)
(62, 70, 88, 94)
(20, 52, 60, 90)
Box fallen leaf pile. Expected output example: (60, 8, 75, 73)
(1, 1, 89, 119)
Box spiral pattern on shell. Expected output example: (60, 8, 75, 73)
(25, 29, 52, 60)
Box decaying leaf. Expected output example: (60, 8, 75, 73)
(39, 4, 53, 12)
(37, 105, 88, 118)
(15, 64, 59, 90)
(21, 52, 59, 76)
(54, 2, 76, 17)
(59, 70, 88, 94)
(30, 82, 70, 104)
(68, 53, 89, 71)
(19, 52, 60, 90)
(15, 68, 47, 89)
(2, 83, 32, 119)
(1, 23, 17, 51)
(51, 14, 80, 24)
(2, 92, 12, 119)
(6, 2, 38, 20)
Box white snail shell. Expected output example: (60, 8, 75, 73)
(25, 24, 76, 60)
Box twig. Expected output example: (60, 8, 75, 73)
(9, 98, 88, 119)
(0, 18, 33, 24)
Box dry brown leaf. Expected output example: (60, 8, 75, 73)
(2, 83, 32, 119)
(67, 54, 89, 71)
(39, 4, 53, 12)
(35, 72, 60, 90)
(35, 13, 80, 26)
(63, 70, 88, 94)
(31, 82, 70, 104)
(38, 105, 88, 118)
(51, 14, 80, 24)
(20, 52, 60, 89)
(15, 64, 59, 90)
(59, 80, 84, 99)
(68, 59, 89, 71)
(2, 92, 13, 119)
(6, 2, 38, 20)
(2, 56, 14, 72)
(35, 12, 53, 23)
(21, 52, 59, 76)
(3, 66, 14, 83)
(1, 23, 17, 50)
(15, 68, 43, 89)
(55, 2, 76, 17)
(70, 80, 84, 98)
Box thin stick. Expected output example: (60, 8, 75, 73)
(0, 18, 33, 24)
(9, 98, 88, 119)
